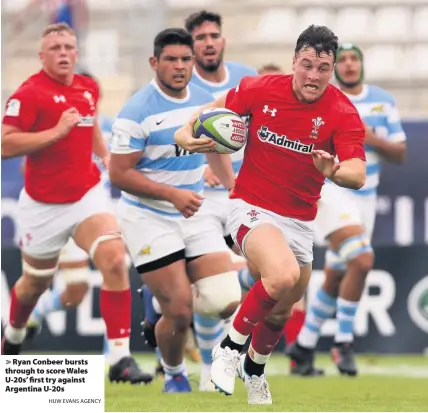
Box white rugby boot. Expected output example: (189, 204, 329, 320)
(237, 354, 272, 405)
(210, 344, 240, 395)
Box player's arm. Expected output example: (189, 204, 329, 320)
(109, 117, 175, 200)
(109, 151, 178, 201)
(2, 93, 80, 159)
(175, 76, 257, 153)
(363, 101, 407, 164)
(314, 112, 367, 190)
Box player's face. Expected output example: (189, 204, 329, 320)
(292, 47, 334, 103)
(151, 45, 195, 92)
(192, 21, 225, 72)
(335, 50, 362, 85)
(39, 31, 78, 78)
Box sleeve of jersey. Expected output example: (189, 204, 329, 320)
(386, 100, 406, 143)
(225, 76, 259, 116)
(334, 112, 366, 162)
(2, 93, 37, 131)
(110, 103, 148, 155)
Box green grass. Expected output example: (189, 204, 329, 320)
(105, 354, 428, 412)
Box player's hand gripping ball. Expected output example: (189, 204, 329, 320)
(193, 108, 247, 154)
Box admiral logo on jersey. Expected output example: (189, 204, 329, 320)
(257, 126, 314, 154)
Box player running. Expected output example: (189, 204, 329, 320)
(287, 43, 407, 377)
(24, 72, 115, 344)
(140, 10, 258, 390)
(109, 28, 241, 393)
(175, 25, 367, 404)
(1, 23, 152, 385)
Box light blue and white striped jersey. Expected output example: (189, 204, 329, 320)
(110, 79, 214, 216)
(191, 62, 257, 192)
(330, 84, 406, 196)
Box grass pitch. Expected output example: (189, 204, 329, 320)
(105, 353, 428, 411)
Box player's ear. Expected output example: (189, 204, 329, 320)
(149, 56, 158, 71)
(291, 54, 297, 72)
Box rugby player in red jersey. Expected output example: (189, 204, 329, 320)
(175, 25, 366, 404)
(1, 23, 152, 384)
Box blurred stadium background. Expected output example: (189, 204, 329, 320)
(1, 0, 428, 398)
(2, 0, 428, 117)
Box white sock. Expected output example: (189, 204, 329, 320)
(5, 325, 26, 344)
(107, 337, 131, 365)
(161, 359, 186, 379)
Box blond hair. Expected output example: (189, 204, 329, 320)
(42, 23, 75, 38)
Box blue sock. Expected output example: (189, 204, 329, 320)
(237, 266, 256, 292)
(334, 297, 359, 343)
(30, 287, 64, 324)
(297, 288, 337, 349)
(193, 314, 224, 365)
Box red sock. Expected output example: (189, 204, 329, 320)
(283, 309, 306, 367)
(100, 289, 131, 339)
(232, 280, 277, 336)
(283, 309, 305, 345)
(9, 287, 36, 328)
(251, 319, 284, 355)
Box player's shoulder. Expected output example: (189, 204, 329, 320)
(188, 82, 215, 103)
(366, 84, 397, 105)
(10, 71, 45, 98)
(225, 61, 258, 77)
(118, 82, 158, 121)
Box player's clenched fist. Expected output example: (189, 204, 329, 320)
(169, 188, 203, 219)
(54, 107, 81, 138)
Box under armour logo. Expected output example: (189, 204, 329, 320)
(53, 95, 66, 103)
(263, 105, 277, 117)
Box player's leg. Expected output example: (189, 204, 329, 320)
(2, 193, 69, 354)
(237, 264, 312, 404)
(291, 185, 373, 376)
(210, 199, 301, 396)
(72, 184, 152, 384)
(26, 238, 90, 341)
(114, 200, 194, 392)
(330, 194, 376, 376)
(184, 214, 241, 392)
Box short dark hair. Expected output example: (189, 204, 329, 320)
(154, 28, 194, 58)
(185, 10, 222, 33)
(295, 25, 339, 62)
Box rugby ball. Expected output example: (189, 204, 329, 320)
(194, 108, 246, 154)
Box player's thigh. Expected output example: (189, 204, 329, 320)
(356, 194, 377, 240)
(316, 183, 363, 242)
(17, 189, 73, 264)
(71, 183, 125, 261)
(142, 260, 193, 321)
(227, 198, 299, 285)
(183, 213, 232, 282)
(116, 201, 186, 274)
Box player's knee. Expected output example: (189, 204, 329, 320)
(170, 304, 193, 333)
(263, 260, 300, 298)
(349, 250, 374, 276)
(193, 271, 241, 319)
(95, 239, 127, 277)
(338, 234, 374, 275)
(63, 282, 89, 307)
